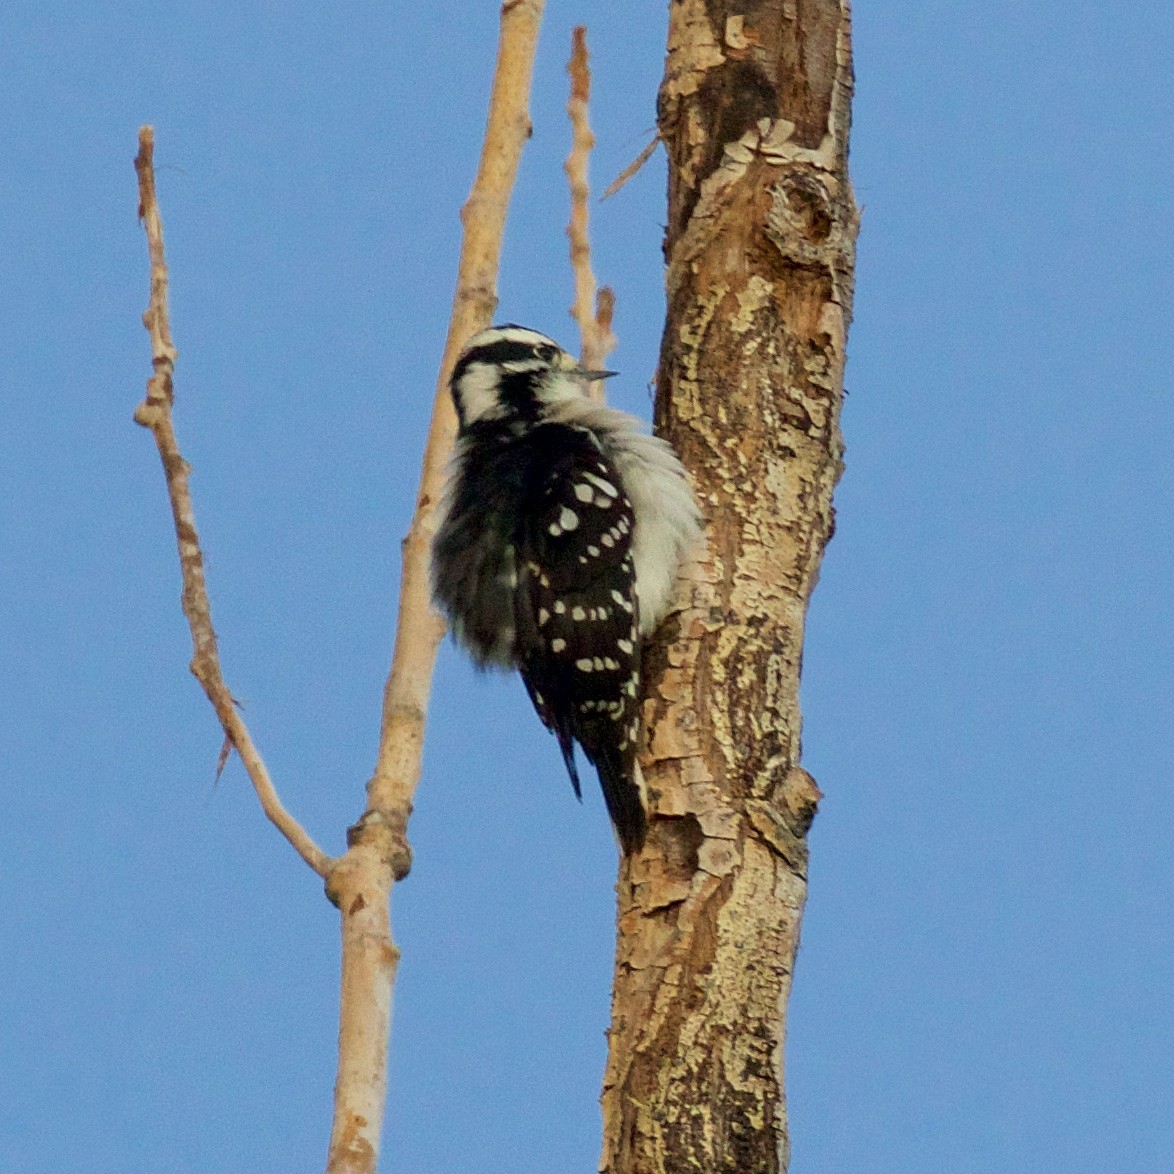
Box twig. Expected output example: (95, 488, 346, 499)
(132, 126, 330, 880)
(324, 3, 547, 1170)
(593, 284, 617, 376)
(601, 133, 660, 201)
(564, 26, 616, 400)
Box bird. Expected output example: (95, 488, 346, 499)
(430, 324, 701, 853)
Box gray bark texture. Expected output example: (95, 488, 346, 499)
(600, 3, 857, 1171)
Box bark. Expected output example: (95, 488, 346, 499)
(600, 3, 857, 1172)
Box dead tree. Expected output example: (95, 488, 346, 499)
(601, 3, 858, 1171)
(133, 3, 855, 1170)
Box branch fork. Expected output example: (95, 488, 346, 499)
(133, 4, 548, 1170)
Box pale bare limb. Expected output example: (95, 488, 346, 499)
(565, 26, 596, 347)
(324, 3, 547, 1170)
(364, 0, 546, 826)
(133, 4, 545, 1162)
(133, 126, 330, 880)
(564, 25, 616, 400)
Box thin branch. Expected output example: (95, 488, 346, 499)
(134, 2, 546, 1164)
(132, 125, 330, 880)
(593, 284, 617, 373)
(325, 3, 547, 1170)
(565, 26, 596, 344)
(364, 0, 547, 824)
(601, 133, 659, 201)
(564, 26, 616, 400)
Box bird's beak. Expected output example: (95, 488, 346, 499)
(558, 351, 618, 382)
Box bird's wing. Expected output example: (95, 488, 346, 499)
(513, 426, 643, 816)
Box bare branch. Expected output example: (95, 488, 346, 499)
(136, 4, 547, 1164)
(324, 4, 547, 1170)
(600, 133, 659, 201)
(132, 125, 330, 880)
(593, 284, 617, 370)
(564, 25, 615, 400)
(363, 0, 546, 827)
(565, 26, 596, 345)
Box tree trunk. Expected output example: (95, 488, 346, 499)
(600, 3, 857, 1171)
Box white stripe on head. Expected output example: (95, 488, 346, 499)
(462, 325, 559, 352)
(451, 325, 585, 425)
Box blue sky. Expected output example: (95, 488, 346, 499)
(1, 2, 1171, 1171)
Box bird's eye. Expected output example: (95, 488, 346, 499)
(536, 344, 559, 364)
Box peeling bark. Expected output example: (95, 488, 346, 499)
(600, 3, 857, 1171)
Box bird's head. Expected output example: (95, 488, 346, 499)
(449, 324, 615, 428)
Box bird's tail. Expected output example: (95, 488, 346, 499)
(592, 747, 647, 855)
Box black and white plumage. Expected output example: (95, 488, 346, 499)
(431, 325, 701, 853)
